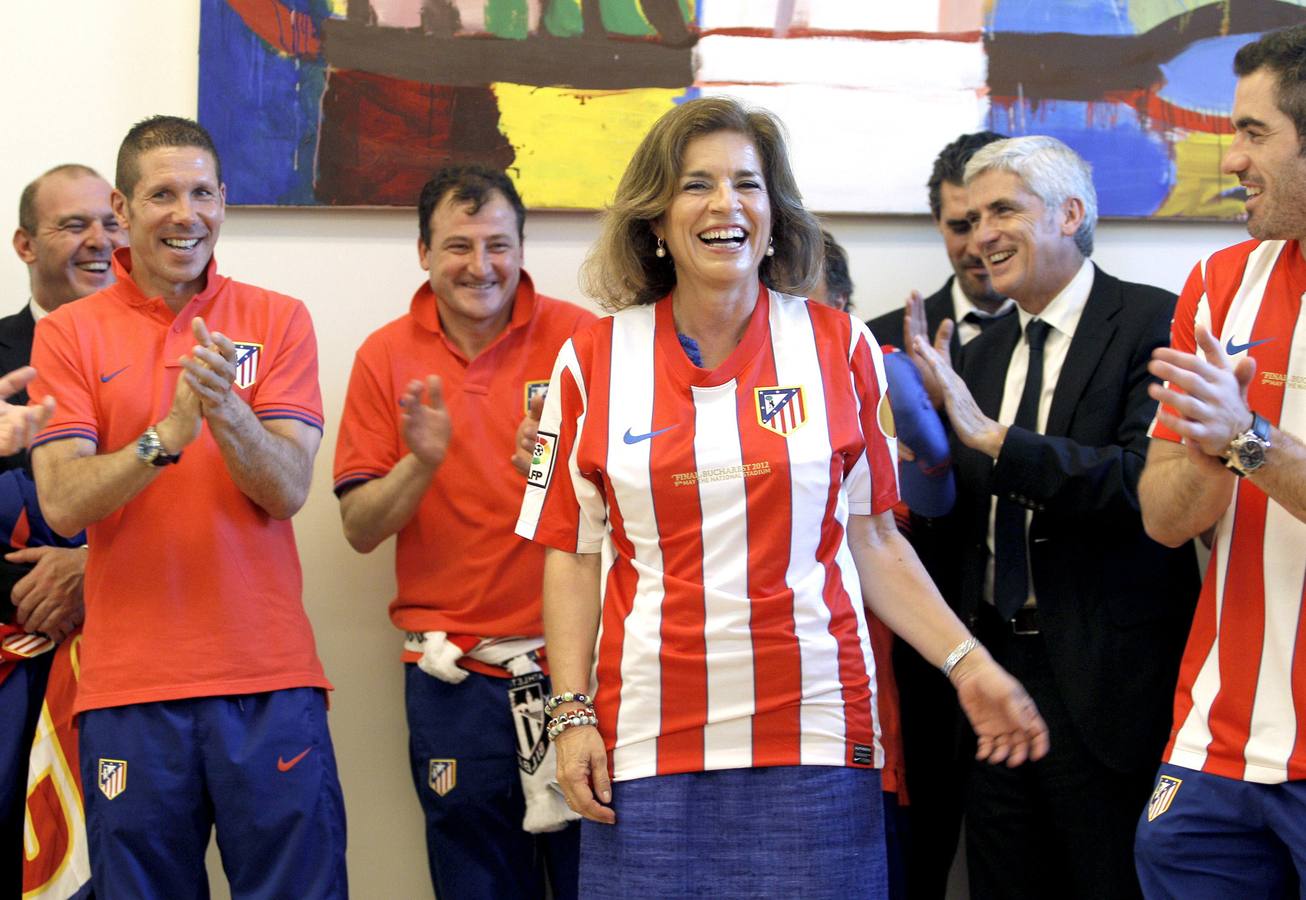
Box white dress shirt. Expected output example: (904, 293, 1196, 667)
(951, 279, 1016, 346)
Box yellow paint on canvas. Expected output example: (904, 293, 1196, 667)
(492, 83, 683, 208)
(1126, 0, 1225, 35)
(1155, 131, 1244, 219)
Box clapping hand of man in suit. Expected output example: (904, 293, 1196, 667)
(903, 293, 954, 411)
(913, 334, 1008, 460)
(0, 367, 55, 457)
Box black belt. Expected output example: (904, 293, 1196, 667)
(1010, 606, 1040, 635)
(972, 603, 1040, 636)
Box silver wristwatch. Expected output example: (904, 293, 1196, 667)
(1224, 412, 1271, 477)
(136, 426, 181, 467)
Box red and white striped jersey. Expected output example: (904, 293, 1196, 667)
(1151, 239, 1306, 783)
(516, 285, 900, 781)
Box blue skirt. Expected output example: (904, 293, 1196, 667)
(580, 766, 886, 899)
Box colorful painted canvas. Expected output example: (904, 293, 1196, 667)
(197, 0, 1306, 216)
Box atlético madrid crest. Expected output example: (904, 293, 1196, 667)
(755, 386, 807, 436)
(523, 380, 549, 415)
(1147, 774, 1182, 821)
(429, 759, 457, 796)
(98, 758, 127, 800)
(232, 342, 263, 389)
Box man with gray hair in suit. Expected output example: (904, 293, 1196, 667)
(911, 135, 1199, 899)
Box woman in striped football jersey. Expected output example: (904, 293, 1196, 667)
(517, 96, 1049, 898)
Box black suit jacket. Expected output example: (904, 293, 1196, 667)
(943, 266, 1199, 774)
(0, 305, 36, 475)
(865, 278, 962, 362)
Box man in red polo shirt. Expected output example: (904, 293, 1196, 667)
(334, 165, 594, 899)
(28, 116, 345, 899)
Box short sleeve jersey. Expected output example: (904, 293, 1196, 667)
(516, 285, 900, 781)
(1150, 239, 1306, 783)
(333, 274, 595, 646)
(29, 248, 330, 713)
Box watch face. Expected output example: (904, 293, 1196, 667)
(1240, 442, 1267, 471)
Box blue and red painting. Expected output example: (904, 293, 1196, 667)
(197, 0, 1303, 216)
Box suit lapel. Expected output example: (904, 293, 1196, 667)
(1045, 265, 1120, 436)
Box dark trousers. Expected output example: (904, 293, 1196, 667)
(0, 651, 54, 898)
(1136, 763, 1306, 898)
(80, 689, 347, 900)
(892, 638, 973, 899)
(966, 608, 1153, 900)
(405, 663, 579, 900)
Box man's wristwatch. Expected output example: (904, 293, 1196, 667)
(136, 426, 182, 467)
(1224, 412, 1271, 477)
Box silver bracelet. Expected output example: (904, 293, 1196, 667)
(940, 636, 979, 679)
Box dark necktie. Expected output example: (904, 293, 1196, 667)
(994, 319, 1052, 619)
(963, 309, 1011, 334)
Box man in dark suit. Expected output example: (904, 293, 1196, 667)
(1, 163, 123, 895)
(913, 136, 1199, 899)
(867, 131, 1012, 358)
(8, 165, 124, 455)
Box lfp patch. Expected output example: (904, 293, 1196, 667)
(98, 759, 127, 800)
(755, 386, 807, 436)
(524, 380, 549, 415)
(527, 431, 558, 490)
(429, 759, 457, 796)
(1147, 774, 1182, 821)
(232, 342, 263, 389)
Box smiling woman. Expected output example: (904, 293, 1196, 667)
(516, 96, 1050, 899)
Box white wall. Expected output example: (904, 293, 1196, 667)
(2, 4, 1249, 898)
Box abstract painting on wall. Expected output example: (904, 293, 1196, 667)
(197, 0, 1305, 216)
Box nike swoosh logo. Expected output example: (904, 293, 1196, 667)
(99, 366, 129, 383)
(623, 425, 678, 444)
(1225, 337, 1273, 355)
(277, 747, 312, 772)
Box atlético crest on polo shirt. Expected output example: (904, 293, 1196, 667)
(524, 380, 549, 415)
(429, 759, 456, 796)
(1147, 775, 1182, 821)
(755, 386, 807, 436)
(98, 759, 127, 800)
(232, 342, 263, 389)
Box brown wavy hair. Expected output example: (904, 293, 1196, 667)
(582, 97, 823, 311)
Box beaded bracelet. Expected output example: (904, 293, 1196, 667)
(545, 691, 592, 716)
(547, 706, 597, 741)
